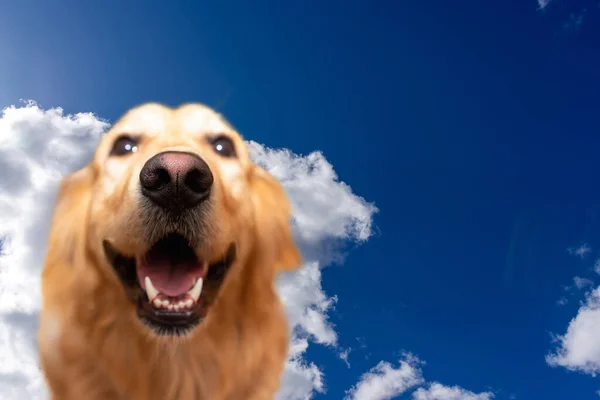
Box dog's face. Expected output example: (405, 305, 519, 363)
(63, 103, 300, 337)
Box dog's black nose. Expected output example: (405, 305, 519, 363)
(140, 151, 214, 212)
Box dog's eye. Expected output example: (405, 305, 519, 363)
(211, 136, 236, 158)
(110, 136, 139, 157)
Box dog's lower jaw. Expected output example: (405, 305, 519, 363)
(41, 238, 289, 400)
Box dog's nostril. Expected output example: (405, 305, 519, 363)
(142, 168, 171, 191)
(185, 168, 212, 194)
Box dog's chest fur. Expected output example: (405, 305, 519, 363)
(56, 292, 289, 400)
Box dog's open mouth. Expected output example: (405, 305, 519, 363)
(103, 233, 235, 336)
(138, 234, 205, 312)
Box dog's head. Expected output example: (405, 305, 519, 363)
(50, 103, 300, 337)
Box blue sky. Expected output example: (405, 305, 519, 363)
(1, 0, 600, 399)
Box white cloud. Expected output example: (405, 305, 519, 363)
(561, 275, 596, 298)
(573, 276, 594, 291)
(344, 356, 495, 400)
(0, 101, 108, 399)
(537, 0, 551, 10)
(0, 101, 378, 400)
(546, 285, 600, 376)
(277, 338, 325, 400)
(557, 296, 569, 306)
(595, 259, 600, 275)
(412, 383, 494, 400)
(249, 141, 376, 265)
(344, 354, 425, 400)
(568, 243, 591, 259)
(248, 141, 378, 399)
(339, 348, 351, 368)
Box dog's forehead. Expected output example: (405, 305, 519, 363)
(108, 103, 236, 139)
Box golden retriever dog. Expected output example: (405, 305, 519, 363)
(37, 103, 301, 400)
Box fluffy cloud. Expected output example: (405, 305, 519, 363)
(0, 101, 378, 399)
(0, 102, 108, 399)
(412, 383, 494, 400)
(344, 356, 495, 400)
(344, 355, 425, 400)
(557, 296, 569, 306)
(546, 285, 600, 376)
(277, 337, 325, 400)
(573, 276, 594, 291)
(537, 0, 551, 10)
(558, 276, 595, 302)
(253, 143, 378, 399)
(568, 243, 591, 259)
(547, 246, 600, 379)
(249, 141, 376, 266)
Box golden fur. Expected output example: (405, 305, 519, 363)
(37, 103, 301, 399)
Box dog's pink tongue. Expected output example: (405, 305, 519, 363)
(137, 260, 201, 297)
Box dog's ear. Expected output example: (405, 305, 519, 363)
(250, 166, 301, 272)
(44, 166, 96, 273)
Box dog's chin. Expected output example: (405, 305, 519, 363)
(103, 233, 236, 337)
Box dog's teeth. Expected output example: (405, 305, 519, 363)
(147, 286, 198, 311)
(187, 278, 203, 302)
(145, 277, 160, 302)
